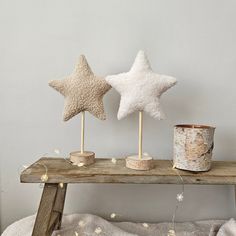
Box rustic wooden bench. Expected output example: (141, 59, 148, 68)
(20, 157, 236, 236)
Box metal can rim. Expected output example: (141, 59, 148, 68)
(174, 124, 216, 129)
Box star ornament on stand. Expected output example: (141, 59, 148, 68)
(49, 55, 111, 121)
(49, 55, 111, 166)
(105, 50, 177, 120)
(106, 50, 177, 171)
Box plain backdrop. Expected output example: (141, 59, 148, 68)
(1, 0, 236, 232)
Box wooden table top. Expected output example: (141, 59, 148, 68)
(20, 158, 236, 184)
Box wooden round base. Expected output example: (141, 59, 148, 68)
(126, 155, 154, 171)
(69, 151, 95, 166)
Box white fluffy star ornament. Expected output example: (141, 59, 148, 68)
(105, 51, 177, 120)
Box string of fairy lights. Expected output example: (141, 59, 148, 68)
(21, 149, 186, 236)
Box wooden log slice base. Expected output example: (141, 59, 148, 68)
(126, 155, 154, 171)
(69, 151, 95, 166)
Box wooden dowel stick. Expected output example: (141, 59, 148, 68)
(138, 111, 143, 159)
(81, 111, 85, 154)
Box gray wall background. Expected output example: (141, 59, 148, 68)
(1, 0, 236, 232)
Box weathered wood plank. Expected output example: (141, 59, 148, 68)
(53, 183, 67, 229)
(48, 212, 60, 233)
(20, 158, 236, 185)
(234, 185, 236, 207)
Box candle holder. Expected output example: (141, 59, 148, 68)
(173, 124, 215, 172)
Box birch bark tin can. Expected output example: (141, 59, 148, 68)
(173, 124, 215, 172)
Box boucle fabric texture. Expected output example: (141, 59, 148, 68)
(2, 214, 234, 236)
(49, 55, 111, 121)
(105, 50, 177, 120)
(217, 218, 236, 236)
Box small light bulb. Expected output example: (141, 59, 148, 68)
(77, 162, 85, 167)
(95, 227, 102, 234)
(111, 158, 117, 164)
(59, 183, 64, 188)
(41, 174, 48, 182)
(54, 149, 60, 155)
(78, 220, 85, 227)
(110, 213, 116, 219)
(176, 193, 184, 202)
(168, 229, 176, 236)
(142, 223, 149, 228)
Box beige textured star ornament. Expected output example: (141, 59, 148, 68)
(49, 55, 111, 165)
(106, 50, 177, 170)
(49, 55, 110, 121)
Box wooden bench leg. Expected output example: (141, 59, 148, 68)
(235, 185, 236, 207)
(52, 183, 67, 230)
(32, 183, 67, 236)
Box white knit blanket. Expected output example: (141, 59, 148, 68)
(2, 214, 236, 236)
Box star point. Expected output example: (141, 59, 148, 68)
(73, 54, 94, 77)
(130, 50, 152, 73)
